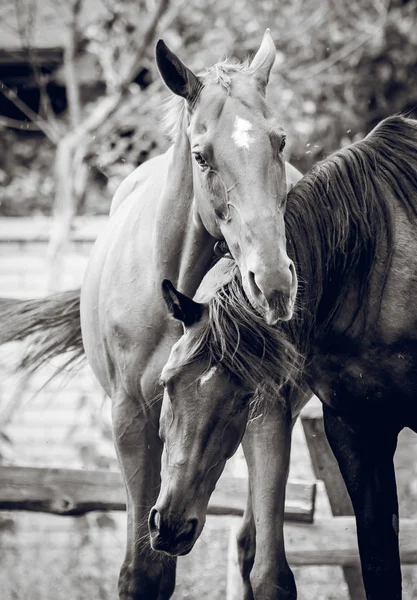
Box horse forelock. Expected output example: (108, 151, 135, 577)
(286, 115, 417, 343)
(175, 262, 302, 405)
(161, 58, 252, 141)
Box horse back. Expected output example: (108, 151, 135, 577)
(80, 159, 175, 399)
(110, 147, 173, 216)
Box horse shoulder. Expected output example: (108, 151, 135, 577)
(378, 210, 417, 345)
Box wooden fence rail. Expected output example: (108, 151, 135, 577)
(0, 465, 316, 522)
(3, 464, 416, 567)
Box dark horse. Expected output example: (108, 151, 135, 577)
(152, 116, 417, 600)
(0, 32, 301, 600)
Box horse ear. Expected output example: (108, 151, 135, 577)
(161, 280, 203, 327)
(250, 29, 276, 94)
(156, 40, 202, 103)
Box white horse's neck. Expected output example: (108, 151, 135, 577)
(155, 126, 216, 297)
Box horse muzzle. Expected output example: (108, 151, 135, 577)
(148, 507, 199, 556)
(265, 290, 297, 325)
(245, 257, 297, 324)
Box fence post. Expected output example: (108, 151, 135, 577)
(226, 518, 244, 600)
(301, 397, 366, 600)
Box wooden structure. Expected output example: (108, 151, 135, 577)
(1, 370, 417, 597)
(2, 460, 417, 589)
(227, 397, 417, 598)
(301, 396, 366, 599)
(0, 465, 315, 523)
(1, 390, 417, 597)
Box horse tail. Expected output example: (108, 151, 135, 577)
(0, 289, 84, 375)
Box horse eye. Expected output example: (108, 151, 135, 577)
(279, 137, 286, 153)
(193, 152, 209, 171)
(215, 206, 227, 220)
(160, 378, 166, 388)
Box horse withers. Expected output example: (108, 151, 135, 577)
(153, 116, 417, 600)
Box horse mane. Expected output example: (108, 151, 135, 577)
(176, 261, 302, 409)
(162, 57, 251, 141)
(285, 115, 417, 345)
(175, 115, 417, 403)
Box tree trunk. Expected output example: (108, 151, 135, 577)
(47, 0, 171, 291)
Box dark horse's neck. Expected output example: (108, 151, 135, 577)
(284, 116, 417, 350)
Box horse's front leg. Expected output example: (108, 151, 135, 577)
(323, 404, 401, 600)
(241, 401, 296, 600)
(236, 486, 255, 600)
(112, 389, 176, 600)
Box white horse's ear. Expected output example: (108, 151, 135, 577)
(250, 29, 276, 94)
(156, 40, 202, 103)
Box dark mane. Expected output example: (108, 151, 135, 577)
(177, 116, 417, 402)
(180, 262, 302, 406)
(285, 115, 417, 346)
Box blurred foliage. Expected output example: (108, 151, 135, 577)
(1, 0, 417, 215)
(0, 131, 55, 215)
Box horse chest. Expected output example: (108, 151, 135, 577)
(308, 341, 417, 425)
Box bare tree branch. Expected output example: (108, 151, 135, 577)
(0, 116, 43, 132)
(123, 0, 171, 88)
(0, 81, 59, 143)
(47, 0, 171, 291)
(12, 0, 61, 134)
(158, 0, 186, 33)
(64, 0, 84, 128)
(287, 1, 389, 82)
(292, 30, 373, 79)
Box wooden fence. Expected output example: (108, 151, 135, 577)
(0, 465, 315, 522)
(2, 453, 417, 598)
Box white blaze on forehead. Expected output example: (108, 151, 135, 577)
(232, 116, 254, 149)
(199, 366, 218, 386)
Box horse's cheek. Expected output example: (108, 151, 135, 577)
(159, 395, 174, 441)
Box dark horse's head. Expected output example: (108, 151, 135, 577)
(156, 30, 297, 323)
(149, 262, 300, 555)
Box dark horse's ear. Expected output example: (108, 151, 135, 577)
(156, 40, 202, 102)
(162, 280, 203, 327)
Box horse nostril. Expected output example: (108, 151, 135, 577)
(289, 260, 296, 286)
(179, 518, 198, 542)
(149, 507, 161, 533)
(247, 271, 265, 304)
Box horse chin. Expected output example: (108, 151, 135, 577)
(244, 283, 295, 325)
(178, 543, 195, 556)
(265, 308, 280, 325)
(150, 535, 197, 557)
(265, 297, 295, 325)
